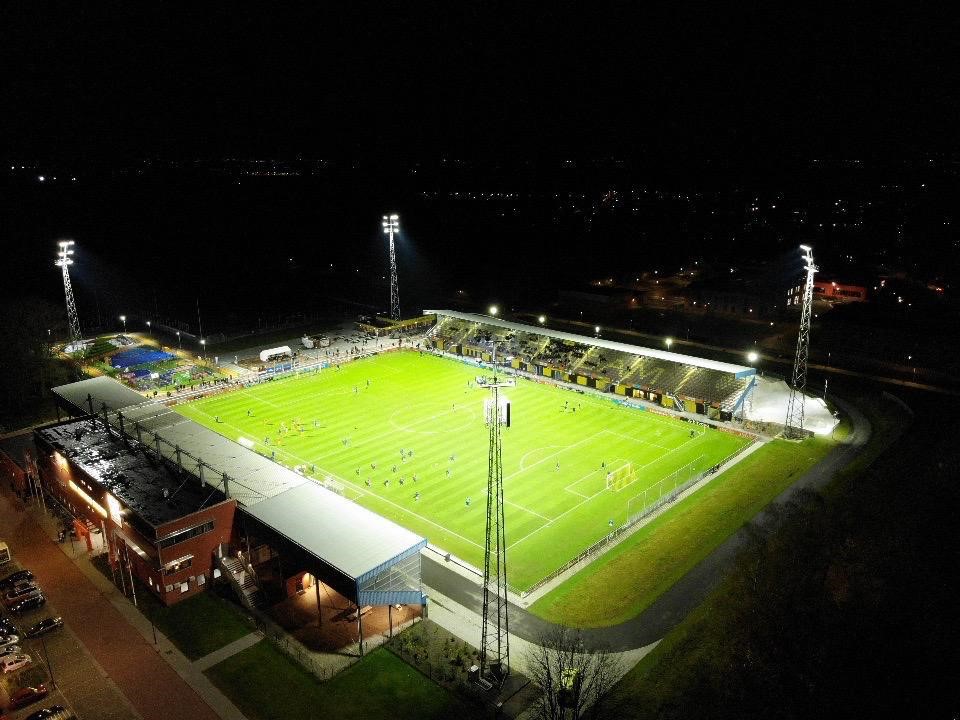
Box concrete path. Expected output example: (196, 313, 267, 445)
(193, 632, 263, 672)
(424, 394, 876, 652)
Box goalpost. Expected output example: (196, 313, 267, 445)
(625, 454, 706, 524)
(605, 462, 636, 492)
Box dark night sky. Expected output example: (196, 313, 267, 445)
(3, 2, 959, 163)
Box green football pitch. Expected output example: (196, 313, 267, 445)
(176, 351, 752, 590)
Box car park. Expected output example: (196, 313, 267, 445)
(0, 570, 33, 590)
(0, 653, 31, 673)
(25, 617, 63, 638)
(24, 706, 72, 720)
(8, 683, 49, 710)
(24, 705, 72, 720)
(10, 595, 45, 614)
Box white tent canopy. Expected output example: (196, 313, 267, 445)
(744, 377, 839, 435)
(259, 346, 293, 363)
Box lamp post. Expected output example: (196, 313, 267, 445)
(200, 338, 206, 361)
(489, 305, 499, 317)
(747, 351, 759, 364)
(119, 315, 127, 334)
(538, 315, 546, 325)
(665, 337, 673, 350)
(145, 320, 151, 337)
(176, 331, 181, 350)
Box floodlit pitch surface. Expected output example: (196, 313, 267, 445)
(176, 351, 752, 590)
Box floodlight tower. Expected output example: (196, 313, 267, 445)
(784, 245, 818, 438)
(54, 240, 81, 344)
(479, 342, 513, 685)
(382, 214, 400, 320)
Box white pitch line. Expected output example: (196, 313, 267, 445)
(480, 490, 552, 522)
(189, 405, 485, 551)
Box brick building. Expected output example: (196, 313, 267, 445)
(35, 418, 236, 605)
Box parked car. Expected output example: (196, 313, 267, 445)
(4, 584, 40, 607)
(0, 653, 31, 673)
(0, 633, 18, 649)
(25, 617, 63, 638)
(0, 570, 32, 590)
(10, 595, 45, 614)
(24, 706, 71, 720)
(0, 646, 22, 660)
(8, 683, 49, 710)
(0, 617, 20, 635)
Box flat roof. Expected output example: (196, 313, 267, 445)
(425, 309, 756, 378)
(52, 376, 149, 414)
(37, 418, 228, 528)
(244, 482, 427, 581)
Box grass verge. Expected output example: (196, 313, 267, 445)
(90, 555, 253, 659)
(205, 641, 483, 720)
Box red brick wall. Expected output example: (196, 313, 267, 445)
(153, 500, 236, 605)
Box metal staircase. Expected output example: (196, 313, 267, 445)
(219, 554, 265, 610)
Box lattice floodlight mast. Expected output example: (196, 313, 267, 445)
(54, 240, 82, 344)
(479, 341, 513, 685)
(382, 214, 400, 321)
(784, 245, 818, 438)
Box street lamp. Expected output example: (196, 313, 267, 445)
(747, 351, 759, 364)
(489, 305, 499, 316)
(119, 315, 127, 334)
(665, 337, 673, 350)
(594, 325, 601, 336)
(176, 330, 181, 350)
(145, 320, 151, 335)
(538, 315, 546, 325)
(200, 338, 206, 360)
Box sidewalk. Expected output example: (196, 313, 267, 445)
(25, 498, 250, 720)
(424, 585, 657, 682)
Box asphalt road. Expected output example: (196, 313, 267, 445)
(423, 395, 876, 651)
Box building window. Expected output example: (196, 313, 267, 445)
(197, 574, 206, 586)
(158, 520, 215, 550)
(165, 584, 174, 593)
(163, 556, 194, 575)
(180, 583, 189, 593)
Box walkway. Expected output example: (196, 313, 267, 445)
(194, 632, 263, 672)
(424, 395, 875, 651)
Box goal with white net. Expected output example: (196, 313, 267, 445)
(605, 462, 636, 492)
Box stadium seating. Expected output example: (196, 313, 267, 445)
(427, 316, 748, 410)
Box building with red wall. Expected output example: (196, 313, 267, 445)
(35, 417, 236, 605)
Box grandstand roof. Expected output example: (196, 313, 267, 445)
(52, 376, 150, 414)
(244, 482, 427, 580)
(50, 378, 429, 582)
(425, 309, 756, 378)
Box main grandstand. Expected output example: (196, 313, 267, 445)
(425, 309, 757, 420)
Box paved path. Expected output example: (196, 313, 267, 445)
(424, 395, 876, 651)
(193, 632, 263, 671)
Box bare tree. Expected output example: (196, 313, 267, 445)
(526, 627, 621, 720)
